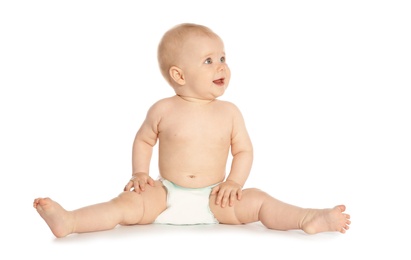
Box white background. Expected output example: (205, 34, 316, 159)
(1, 0, 410, 259)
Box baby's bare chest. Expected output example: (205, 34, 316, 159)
(159, 113, 232, 144)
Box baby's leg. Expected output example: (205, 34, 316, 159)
(33, 181, 166, 238)
(210, 188, 350, 234)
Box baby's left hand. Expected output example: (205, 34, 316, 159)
(211, 180, 242, 208)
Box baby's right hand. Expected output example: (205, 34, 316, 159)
(124, 172, 154, 193)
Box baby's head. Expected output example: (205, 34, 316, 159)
(157, 23, 226, 89)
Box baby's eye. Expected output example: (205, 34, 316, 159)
(220, 56, 226, 63)
(204, 58, 212, 64)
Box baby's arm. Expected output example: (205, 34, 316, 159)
(212, 104, 253, 207)
(124, 103, 162, 193)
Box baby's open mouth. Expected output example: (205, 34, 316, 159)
(213, 78, 225, 86)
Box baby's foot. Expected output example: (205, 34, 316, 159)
(301, 205, 351, 234)
(33, 197, 73, 238)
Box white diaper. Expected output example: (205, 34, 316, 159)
(154, 179, 219, 225)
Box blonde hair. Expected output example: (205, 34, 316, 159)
(157, 23, 220, 87)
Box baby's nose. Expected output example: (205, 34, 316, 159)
(217, 63, 227, 71)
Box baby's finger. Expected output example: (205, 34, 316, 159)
(211, 185, 220, 196)
(237, 189, 242, 201)
(124, 181, 133, 191)
(133, 183, 142, 193)
(147, 177, 155, 187)
(138, 180, 147, 192)
(215, 188, 225, 205)
(220, 191, 230, 208)
(229, 190, 238, 206)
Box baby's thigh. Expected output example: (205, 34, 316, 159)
(210, 188, 268, 224)
(138, 180, 167, 223)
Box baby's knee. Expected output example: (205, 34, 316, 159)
(115, 188, 166, 225)
(113, 191, 143, 207)
(243, 188, 270, 200)
(113, 191, 146, 225)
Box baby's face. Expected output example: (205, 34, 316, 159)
(177, 34, 231, 100)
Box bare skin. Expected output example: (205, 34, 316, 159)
(33, 194, 350, 238)
(34, 23, 351, 238)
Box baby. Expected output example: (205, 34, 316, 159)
(34, 23, 351, 238)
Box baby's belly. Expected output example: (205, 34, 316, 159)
(160, 170, 225, 188)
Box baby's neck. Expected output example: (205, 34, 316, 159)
(176, 95, 216, 104)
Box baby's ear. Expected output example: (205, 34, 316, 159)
(169, 66, 185, 86)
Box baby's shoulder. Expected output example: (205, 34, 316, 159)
(214, 100, 242, 114)
(148, 97, 176, 112)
